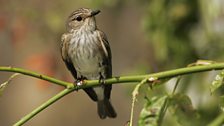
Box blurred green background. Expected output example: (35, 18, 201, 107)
(0, 0, 224, 125)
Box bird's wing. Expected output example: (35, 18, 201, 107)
(97, 30, 112, 99)
(97, 30, 112, 78)
(97, 30, 112, 62)
(61, 33, 77, 78)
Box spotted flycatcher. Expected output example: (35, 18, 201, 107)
(61, 8, 116, 119)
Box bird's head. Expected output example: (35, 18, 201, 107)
(66, 8, 100, 32)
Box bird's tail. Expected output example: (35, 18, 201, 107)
(97, 98, 117, 119)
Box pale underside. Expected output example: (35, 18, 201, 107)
(69, 30, 106, 100)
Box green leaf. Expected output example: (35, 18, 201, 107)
(169, 93, 199, 126)
(138, 96, 168, 126)
(210, 70, 224, 94)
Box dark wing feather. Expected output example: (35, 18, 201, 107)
(61, 33, 77, 78)
(97, 30, 112, 99)
(97, 30, 112, 77)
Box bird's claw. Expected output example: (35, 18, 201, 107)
(76, 80, 83, 86)
(99, 78, 106, 86)
(74, 79, 84, 91)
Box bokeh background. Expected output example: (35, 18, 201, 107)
(0, 0, 224, 125)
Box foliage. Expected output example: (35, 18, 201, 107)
(135, 68, 224, 126)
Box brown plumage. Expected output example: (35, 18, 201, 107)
(61, 8, 116, 119)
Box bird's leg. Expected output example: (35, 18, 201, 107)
(99, 74, 106, 86)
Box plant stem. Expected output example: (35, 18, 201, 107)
(13, 88, 75, 126)
(1, 63, 224, 89)
(84, 63, 224, 87)
(207, 112, 224, 126)
(1, 63, 224, 125)
(129, 78, 148, 126)
(0, 67, 73, 88)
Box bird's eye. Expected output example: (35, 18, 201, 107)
(76, 16, 82, 21)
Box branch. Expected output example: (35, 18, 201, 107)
(0, 67, 73, 88)
(1, 63, 224, 89)
(13, 88, 75, 126)
(0, 63, 224, 125)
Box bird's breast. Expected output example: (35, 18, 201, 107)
(68, 31, 103, 76)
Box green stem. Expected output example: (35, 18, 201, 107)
(1, 63, 224, 125)
(1, 63, 224, 89)
(84, 63, 224, 88)
(129, 78, 148, 126)
(0, 67, 73, 88)
(13, 88, 75, 126)
(207, 112, 224, 126)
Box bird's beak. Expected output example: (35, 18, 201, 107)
(90, 10, 101, 16)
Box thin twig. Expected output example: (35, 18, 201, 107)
(13, 88, 75, 126)
(129, 78, 148, 126)
(172, 76, 181, 94)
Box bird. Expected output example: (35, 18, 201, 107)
(60, 8, 116, 119)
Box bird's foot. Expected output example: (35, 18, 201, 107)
(76, 80, 84, 86)
(74, 79, 85, 91)
(99, 77, 106, 86)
